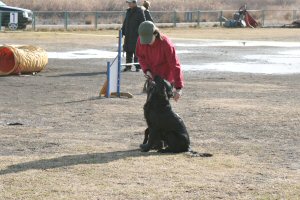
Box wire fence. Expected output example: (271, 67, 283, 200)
(1, 9, 299, 31)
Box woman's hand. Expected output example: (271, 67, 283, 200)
(173, 89, 182, 102)
(145, 70, 153, 80)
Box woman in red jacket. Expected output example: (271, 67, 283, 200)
(136, 21, 184, 101)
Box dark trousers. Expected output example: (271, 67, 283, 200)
(126, 51, 140, 69)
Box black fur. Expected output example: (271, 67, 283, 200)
(140, 76, 190, 153)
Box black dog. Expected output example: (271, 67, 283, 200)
(140, 76, 190, 153)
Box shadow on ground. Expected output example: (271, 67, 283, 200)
(47, 71, 106, 77)
(41, 96, 103, 106)
(0, 149, 157, 175)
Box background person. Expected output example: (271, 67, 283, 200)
(136, 21, 184, 101)
(121, 0, 145, 72)
(142, 0, 153, 22)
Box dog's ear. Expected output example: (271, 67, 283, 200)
(163, 80, 173, 99)
(153, 76, 173, 99)
(153, 75, 162, 83)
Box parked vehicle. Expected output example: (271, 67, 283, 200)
(0, 1, 33, 30)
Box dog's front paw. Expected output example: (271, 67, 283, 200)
(151, 141, 164, 150)
(140, 144, 150, 152)
(157, 147, 172, 153)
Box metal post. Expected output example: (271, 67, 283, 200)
(197, 10, 201, 27)
(106, 62, 111, 98)
(95, 12, 98, 30)
(117, 29, 122, 97)
(261, 10, 265, 27)
(173, 11, 177, 27)
(220, 10, 223, 27)
(32, 12, 36, 31)
(0, 12, 2, 32)
(293, 10, 297, 21)
(64, 11, 68, 30)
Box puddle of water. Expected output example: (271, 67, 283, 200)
(183, 62, 300, 74)
(244, 55, 300, 65)
(239, 50, 300, 73)
(47, 49, 117, 59)
(47, 41, 300, 74)
(176, 50, 192, 54)
(175, 40, 300, 47)
(180, 48, 300, 74)
(179, 44, 300, 74)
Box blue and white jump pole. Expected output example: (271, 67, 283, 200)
(102, 29, 133, 98)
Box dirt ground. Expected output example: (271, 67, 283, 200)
(0, 28, 299, 199)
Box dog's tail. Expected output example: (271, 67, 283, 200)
(185, 148, 213, 157)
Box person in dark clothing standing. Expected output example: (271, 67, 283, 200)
(121, 0, 146, 72)
(142, 1, 153, 22)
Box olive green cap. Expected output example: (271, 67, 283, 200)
(138, 21, 155, 44)
(126, 0, 137, 3)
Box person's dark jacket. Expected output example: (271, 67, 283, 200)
(122, 6, 145, 52)
(144, 9, 153, 22)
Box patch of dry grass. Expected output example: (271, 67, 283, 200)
(2, 27, 300, 42)
(1, 152, 299, 199)
(163, 27, 300, 41)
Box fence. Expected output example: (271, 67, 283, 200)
(0, 9, 299, 31)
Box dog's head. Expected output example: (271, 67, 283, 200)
(146, 76, 173, 102)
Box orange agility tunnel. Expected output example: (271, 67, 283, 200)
(0, 45, 48, 76)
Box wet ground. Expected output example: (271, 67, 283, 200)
(47, 39, 300, 74)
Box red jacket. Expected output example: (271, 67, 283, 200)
(136, 34, 184, 89)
